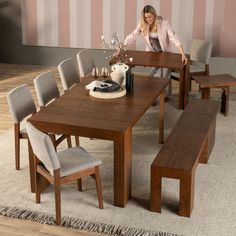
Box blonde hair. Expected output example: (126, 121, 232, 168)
(139, 5, 162, 36)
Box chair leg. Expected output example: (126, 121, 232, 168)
(189, 78, 192, 92)
(167, 80, 172, 97)
(35, 173, 41, 203)
(66, 136, 72, 148)
(34, 156, 40, 203)
(49, 134, 57, 149)
(75, 136, 80, 146)
(77, 178, 82, 191)
(54, 169, 61, 225)
(14, 124, 20, 170)
(94, 166, 104, 209)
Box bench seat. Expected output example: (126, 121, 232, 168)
(150, 99, 219, 217)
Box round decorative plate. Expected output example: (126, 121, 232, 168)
(89, 87, 126, 99)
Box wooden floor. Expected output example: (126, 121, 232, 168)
(0, 63, 104, 236)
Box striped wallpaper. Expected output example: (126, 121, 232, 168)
(21, 0, 236, 56)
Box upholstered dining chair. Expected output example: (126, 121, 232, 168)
(76, 49, 96, 78)
(57, 60, 80, 145)
(171, 39, 213, 91)
(33, 71, 72, 148)
(57, 58, 80, 91)
(26, 122, 103, 225)
(7, 84, 37, 170)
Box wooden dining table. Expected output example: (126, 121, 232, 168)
(28, 75, 170, 207)
(110, 50, 190, 109)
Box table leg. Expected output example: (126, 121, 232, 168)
(183, 60, 190, 108)
(178, 57, 190, 110)
(178, 70, 184, 110)
(201, 88, 210, 99)
(159, 91, 165, 144)
(113, 127, 132, 207)
(221, 87, 229, 116)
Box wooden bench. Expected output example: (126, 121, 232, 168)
(192, 74, 236, 116)
(150, 99, 220, 217)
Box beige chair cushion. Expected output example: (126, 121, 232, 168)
(26, 123, 102, 177)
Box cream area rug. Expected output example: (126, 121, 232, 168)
(0, 100, 236, 236)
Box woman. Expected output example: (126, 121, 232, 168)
(124, 5, 187, 78)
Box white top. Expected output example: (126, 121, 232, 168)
(149, 32, 159, 39)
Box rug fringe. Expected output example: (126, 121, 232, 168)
(0, 206, 181, 236)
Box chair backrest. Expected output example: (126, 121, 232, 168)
(76, 49, 96, 77)
(7, 84, 36, 123)
(57, 58, 80, 91)
(190, 39, 213, 64)
(26, 122, 60, 174)
(34, 71, 60, 107)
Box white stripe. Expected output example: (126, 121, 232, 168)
(49, 0, 58, 46)
(116, 0, 125, 41)
(70, 0, 78, 47)
(152, 0, 160, 16)
(103, 0, 111, 45)
(83, 0, 91, 48)
(37, 0, 45, 46)
(205, 0, 214, 42)
(172, 0, 194, 52)
(44, 0, 51, 45)
(21, 0, 26, 45)
(76, 0, 91, 48)
(136, 0, 146, 50)
(171, 0, 180, 41)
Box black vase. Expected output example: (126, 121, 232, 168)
(126, 72, 134, 94)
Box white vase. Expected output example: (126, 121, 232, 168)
(111, 63, 129, 87)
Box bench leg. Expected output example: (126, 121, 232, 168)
(199, 118, 216, 164)
(221, 87, 229, 116)
(150, 167, 162, 213)
(179, 171, 195, 217)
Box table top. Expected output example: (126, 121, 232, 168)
(192, 74, 236, 88)
(28, 76, 169, 139)
(110, 50, 185, 70)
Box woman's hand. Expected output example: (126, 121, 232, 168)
(182, 53, 188, 65)
(177, 45, 188, 65)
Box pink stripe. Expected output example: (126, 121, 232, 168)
(160, 0, 172, 23)
(58, 0, 70, 47)
(212, 0, 224, 55)
(24, 0, 37, 45)
(221, 0, 236, 56)
(125, 0, 137, 37)
(192, 0, 206, 39)
(91, 0, 103, 48)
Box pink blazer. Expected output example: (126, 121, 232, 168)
(124, 19, 181, 53)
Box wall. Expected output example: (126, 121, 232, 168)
(0, 0, 80, 66)
(0, 0, 235, 77)
(21, 0, 236, 57)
